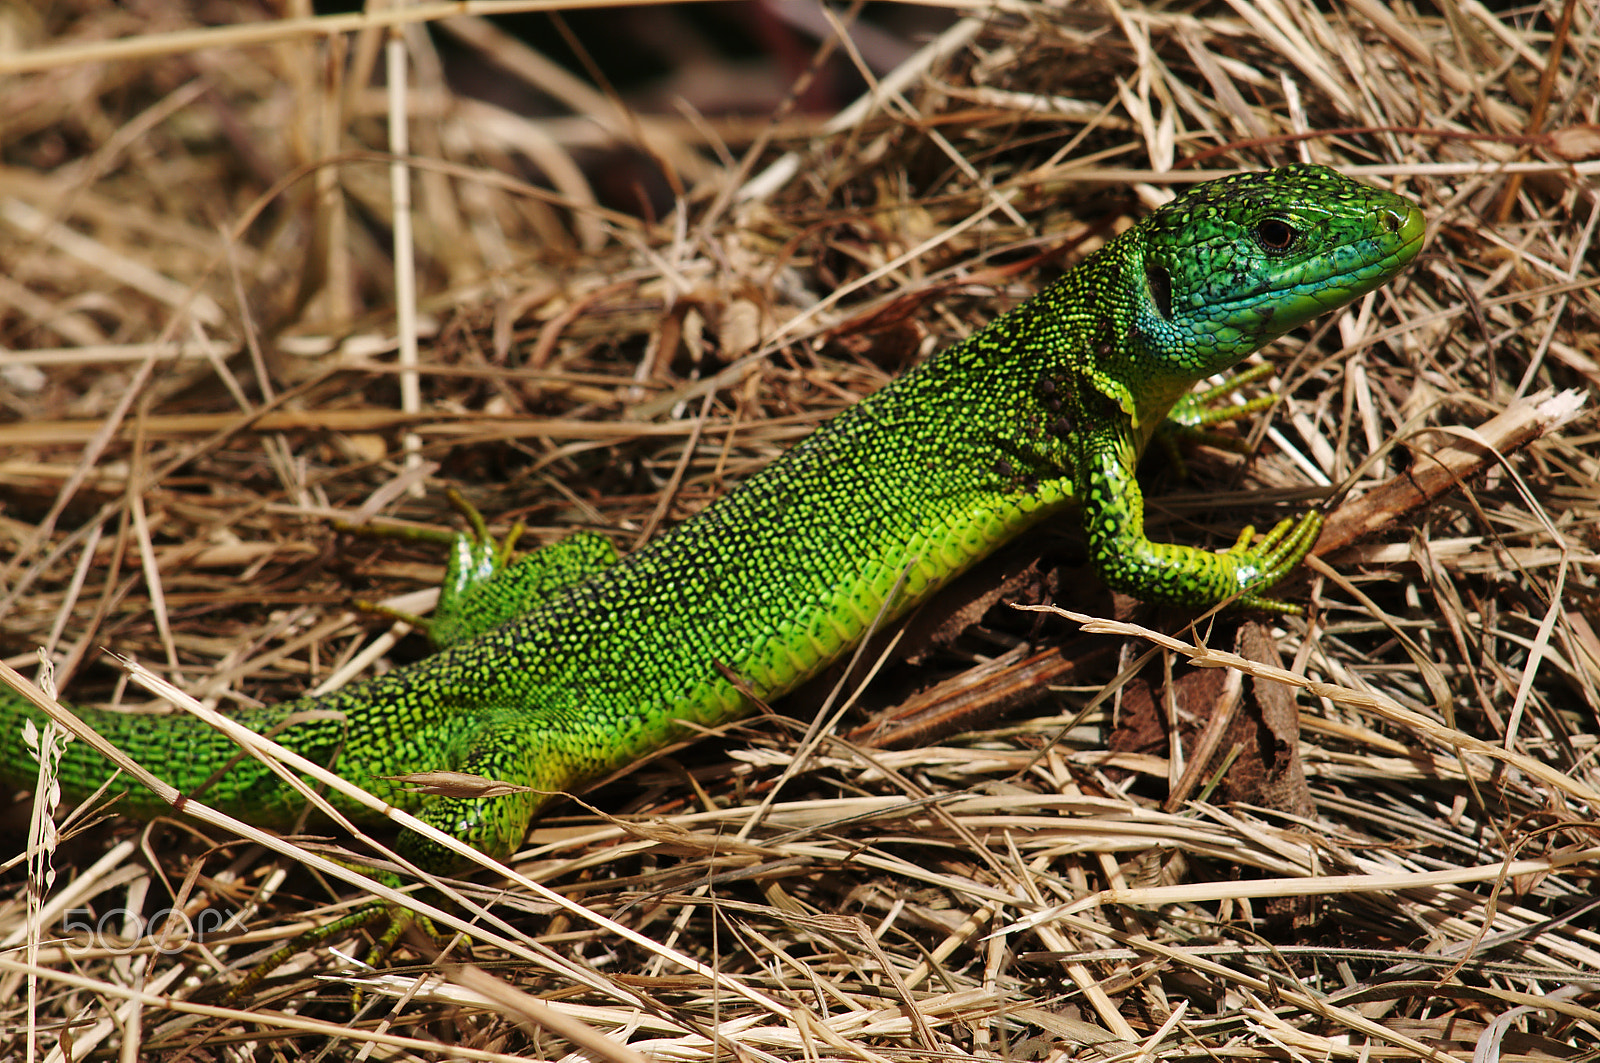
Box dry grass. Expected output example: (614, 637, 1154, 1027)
(2, 0, 1599, 1059)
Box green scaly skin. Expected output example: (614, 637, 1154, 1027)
(1, 166, 1424, 879)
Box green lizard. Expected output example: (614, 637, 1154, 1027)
(1, 164, 1423, 910)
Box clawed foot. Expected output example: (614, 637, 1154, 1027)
(1225, 509, 1324, 613)
(1157, 361, 1280, 474)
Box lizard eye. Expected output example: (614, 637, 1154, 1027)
(1254, 217, 1298, 253)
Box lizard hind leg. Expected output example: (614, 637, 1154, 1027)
(428, 526, 617, 648)
(398, 713, 566, 875)
(342, 488, 619, 648)
(225, 717, 561, 1004)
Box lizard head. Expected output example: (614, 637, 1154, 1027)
(1123, 164, 1425, 381)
